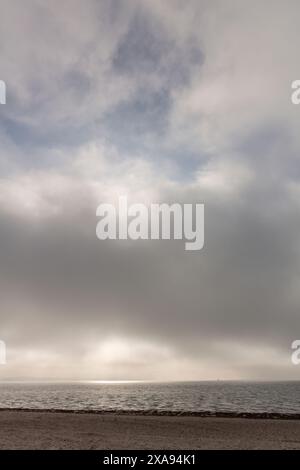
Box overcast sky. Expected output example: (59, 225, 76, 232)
(0, 0, 300, 380)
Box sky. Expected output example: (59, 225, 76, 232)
(0, 0, 300, 381)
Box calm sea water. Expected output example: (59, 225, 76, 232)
(0, 381, 299, 414)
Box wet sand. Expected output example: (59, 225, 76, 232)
(0, 409, 300, 449)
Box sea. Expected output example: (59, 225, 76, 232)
(0, 381, 299, 414)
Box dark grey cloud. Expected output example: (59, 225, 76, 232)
(0, 150, 299, 380)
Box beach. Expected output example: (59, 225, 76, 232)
(0, 410, 300, 449)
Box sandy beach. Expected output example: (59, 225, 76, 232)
(0, 410, 299, 449)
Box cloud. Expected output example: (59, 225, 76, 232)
(0, 0, 299, 380)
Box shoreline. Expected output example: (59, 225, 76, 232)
(1, 410, 300, 449)
(0, 408, 300, 420)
